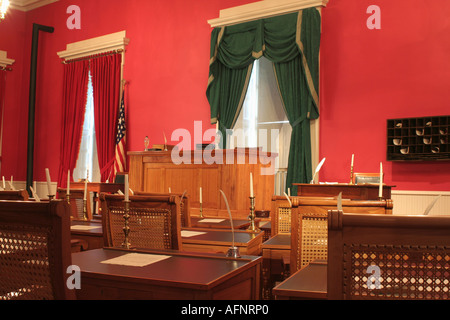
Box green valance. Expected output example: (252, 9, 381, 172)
(206, 8, 321, 189)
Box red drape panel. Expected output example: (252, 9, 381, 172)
(57, 60, 90, 188)
(0, 70, 5, 165)
(91, 54, 122, 182)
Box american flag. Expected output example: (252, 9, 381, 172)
(113, 89, 126, 180)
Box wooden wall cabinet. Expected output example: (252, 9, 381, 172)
(128, 148, 276, 219)
(387, 115, 449, 161)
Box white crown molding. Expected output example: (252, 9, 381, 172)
(208, 0, 328, 27)
(9, 0, 59, 12)
(0, 50, 15, 68)
(57, 31, 129, 61)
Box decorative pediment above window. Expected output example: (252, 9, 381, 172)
(57, 30, 129, 62)
(9, 0, 59, 12)
(208, 0, 328, 27)
(0, 50, 14, 68)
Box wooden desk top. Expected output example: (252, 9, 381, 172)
(181, 228, 263, 246)
(262, 234, 291, 250)
(272, 260, 327, 300)
(72, 248, 261, 290)
(190, 217, 259, 229)
(293, 183, 395, 200)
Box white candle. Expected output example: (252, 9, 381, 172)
(2, 176, 5, 189)
(199, 187, 202, 204)
(250, 172, 254, 198)
(124, 174, 129, 201)
(84, 171, 88, 201)
(67, 170, 71, 195)
(351, 154, 354, 167)
(288, 188, 291, 196)
(45, 168, 52, 196)
(379, 162, 383, 198)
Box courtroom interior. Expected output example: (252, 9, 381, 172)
(0, 0, 449, 303)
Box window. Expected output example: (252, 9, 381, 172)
(231, 57, 292, 194)
(73, 71, 100, 182)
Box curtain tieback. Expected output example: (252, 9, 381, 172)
(100, 158, 115, 175)
(291, 114, 307, 128)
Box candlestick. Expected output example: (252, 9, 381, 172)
(82, 199, 88, 220)
(247, 196, 260, 232)
(122, 200, 131, 249)
(45, 168, 52, 196)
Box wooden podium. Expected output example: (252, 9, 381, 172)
(293, 183, 395, 200)
(128, 148, 276, 219)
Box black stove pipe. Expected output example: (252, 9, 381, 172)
(26, 23, 54, 196)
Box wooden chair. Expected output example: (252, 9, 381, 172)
(100, 193, 182, 250)
(0, 189, 29, 201)
(328, 210, 450, 300)
(290, 197, 394, 274)
(134, 191, 191, 228)
(352, 172, 384, 185)
(270, 195, 337, 236)
(57, 188, 93, 221)
(0, 200, 75, 300)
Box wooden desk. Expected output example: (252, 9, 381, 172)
(181, 229, 263, 256)
(293, 183, 395, 200)
(190, 217, 259, 230)
(71, 248, 262, 300)
(261, 234, 291, 300)
(273, 260, 327, 300)
(70, 220, 103, 250)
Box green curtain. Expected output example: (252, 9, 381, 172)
(206, 9, 321, 189)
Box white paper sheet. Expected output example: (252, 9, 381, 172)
(198, 218, 225, 223)
(181, 230, 207, 238)
(100, 253, 171, 267)
(70, 225, 102, 231)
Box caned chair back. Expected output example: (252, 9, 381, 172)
(271, 195, 294, 235)
(0, 189, 29, 201)
(100, 194, 182, 250)
(0, 200, 74, 300)
(57, 188, 93, 221)
(134, 191, 191, 228)
(328, 210, 450, 300)
(290, 198, 394, 274)
(270, 195, 338, 236)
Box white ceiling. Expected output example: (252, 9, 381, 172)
(9, 0, 59, 12)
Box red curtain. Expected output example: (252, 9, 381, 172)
(0, 70, 5, 166)
(91, 53, 122, 182)
(57, 60, 90, 188)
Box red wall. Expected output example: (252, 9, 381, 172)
(0, 0, 449, 192)
(320, 0, 450, 191)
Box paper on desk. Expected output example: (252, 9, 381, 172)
(101, 253, 171, 267)
(181, 230, 207, 238)
(198, 218, 225, 223)
(70, 225, 102, 231)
